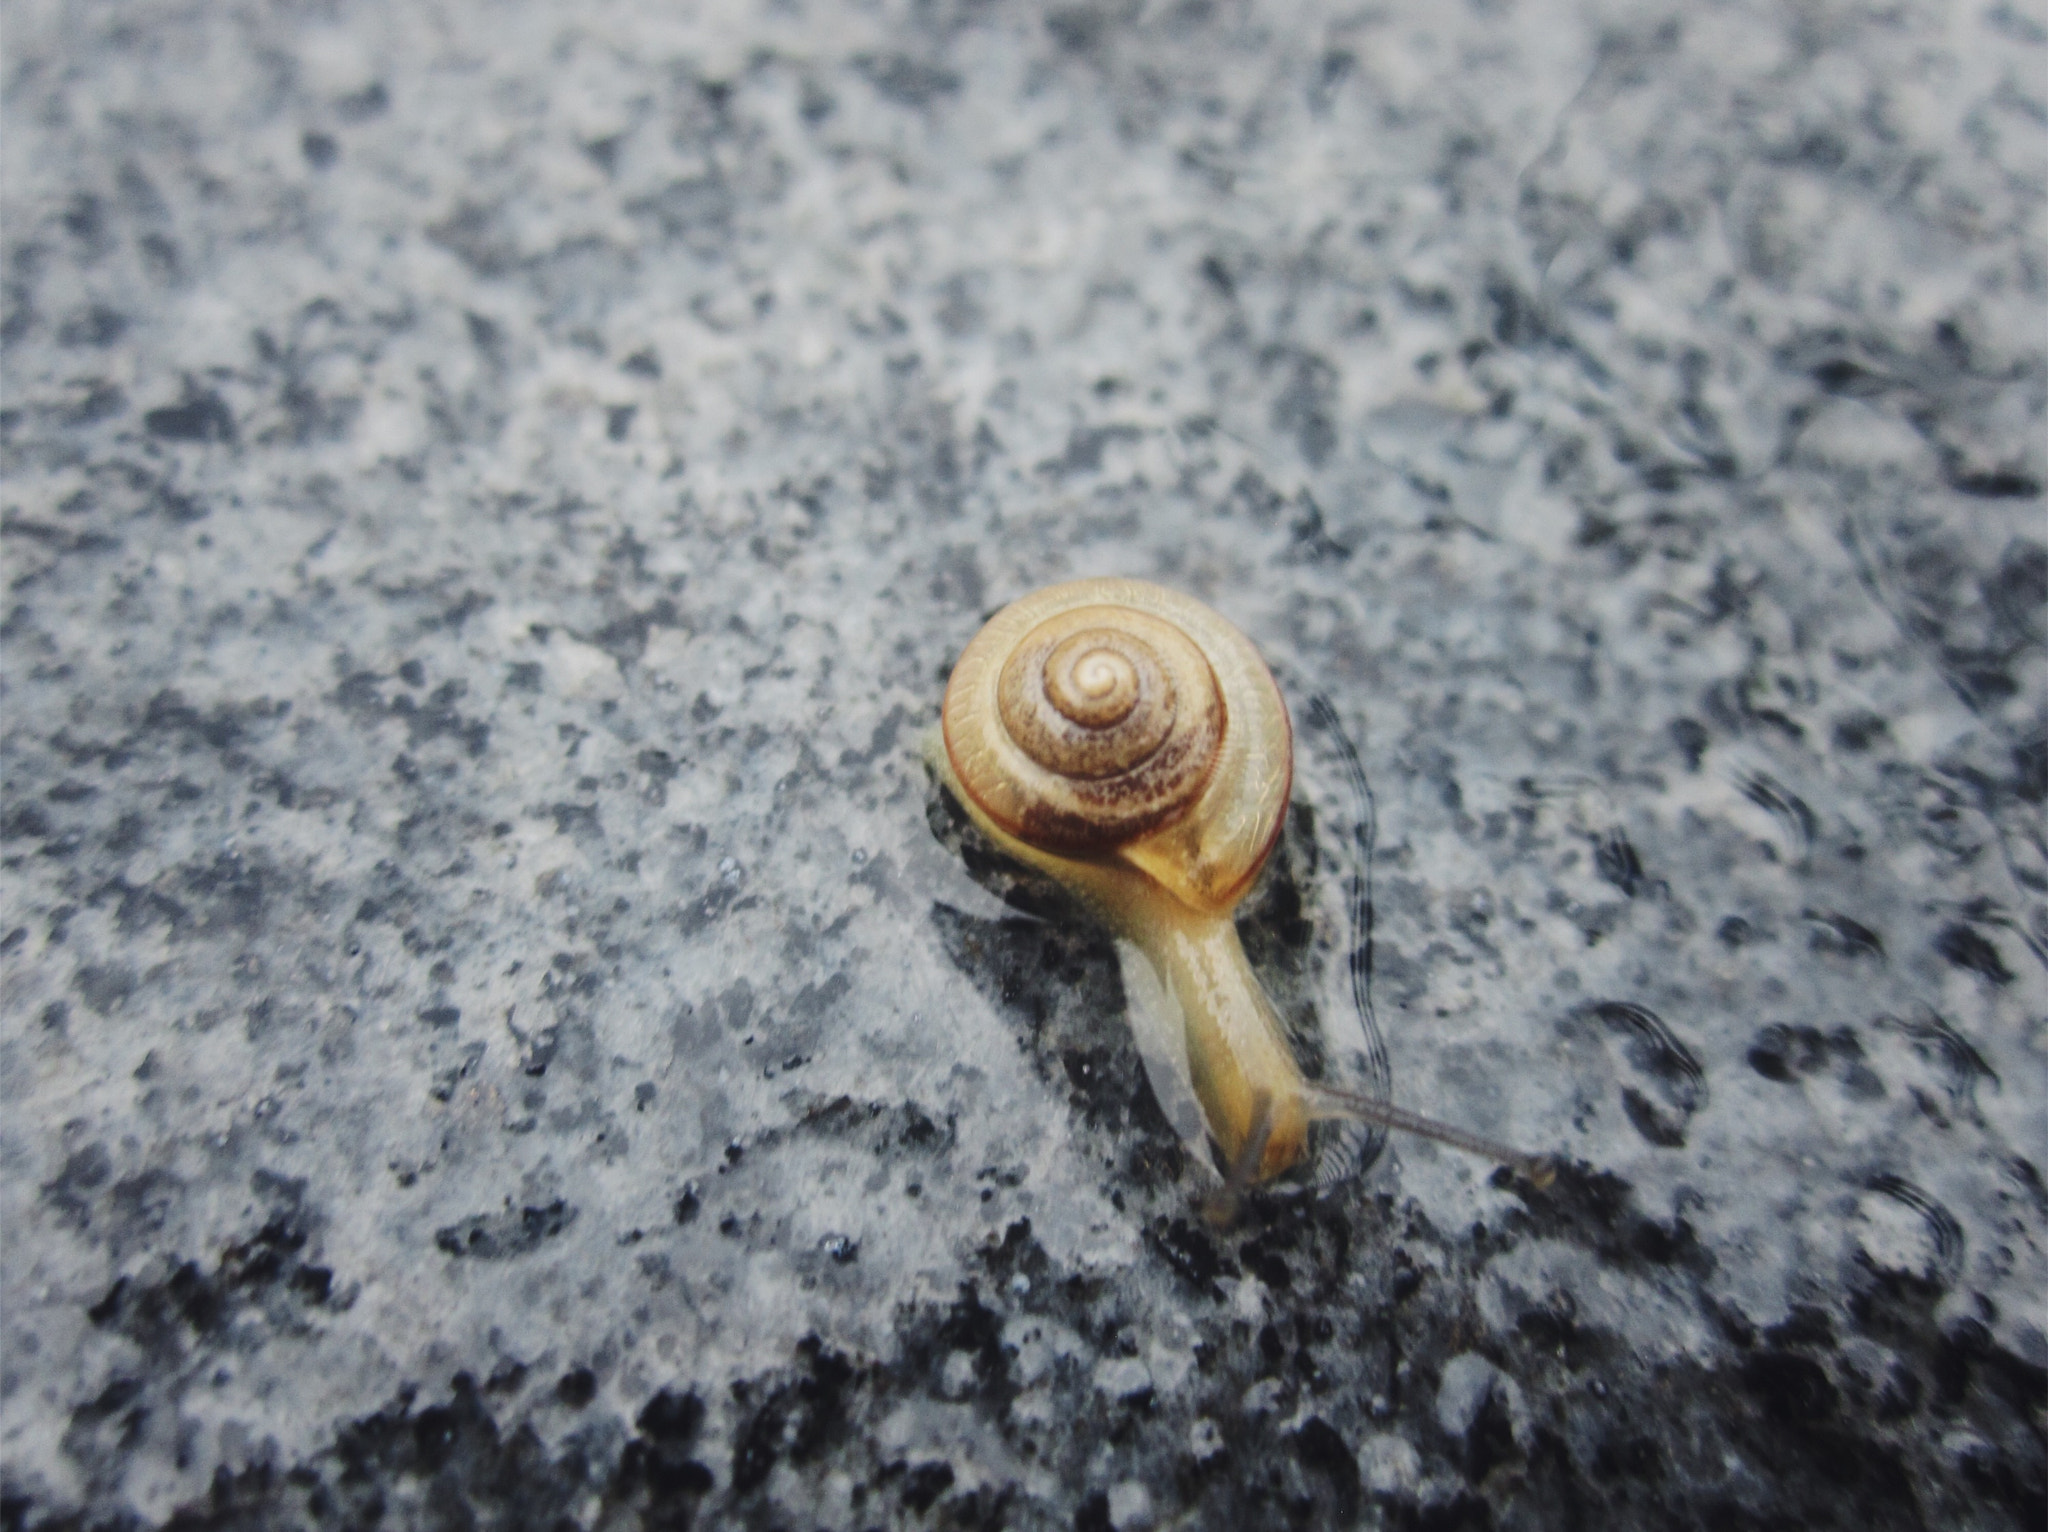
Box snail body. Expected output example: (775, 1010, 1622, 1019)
(936, 577, 1549, 1190)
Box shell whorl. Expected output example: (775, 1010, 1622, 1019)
(976, 602, 1223, 849)
(942, 578, 1292, 913)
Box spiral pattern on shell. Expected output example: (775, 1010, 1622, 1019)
(941, 578, 1294, 903)
(964, 602, 1224, 851)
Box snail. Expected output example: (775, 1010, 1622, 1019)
(932, 577, 1552, 1198)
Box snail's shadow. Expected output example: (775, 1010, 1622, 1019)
(924, 776, 1324, 1195)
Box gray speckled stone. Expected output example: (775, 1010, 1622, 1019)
(2, 1, 2043, 1528)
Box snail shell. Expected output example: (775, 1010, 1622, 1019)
(941, 577, 1292, 914)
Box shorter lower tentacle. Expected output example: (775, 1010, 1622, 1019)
(1203, 1089, 1277, 1227)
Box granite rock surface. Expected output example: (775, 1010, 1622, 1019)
(2, 1, 2044, 1528)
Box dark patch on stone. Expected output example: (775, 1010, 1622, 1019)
(819, 1233, 859, 1264)
(586, 596, 684, 666)
(464, 308, 503, 356)
(389, 678, 490, 756)
(1591, 1432, 1663, 1481)
(86, 1187, 336, 1379)
(1040, 424, 1142, 478)
(1486, 270, 1551, 349)
(1506, 1161, 1712, 1280)
(1932, 922, 2013, 985)
(427, 202, 518, 275)
(1878, 1008, 1996, 1122)
(1591, 830, 1643, 896)
(433, 1199, 577, 1259)
(1269, 349, 1339, 466)
(1, 801, 53, 841)
(2013, 738, 2048, 803)
(1145, 1216, 1238, 1299)
(72, 961, 137, 1016)
(1568, 1002, 1706, 1149)
(335, 81, 390, 121)
(1745, 1023, 1885, 1106)
(176, 851, 276, 934)
(1802, 909, 1884, 960)
(1811, 356, 1888, 396)
(1287, 490, 1353, 563)
(725, 1338, 859, 1502)
(1196, 254, 1236, 300)
(857, 54, 961, 109)
(977, 1218, 1053, 1295)
(673, 1182, 701, 1226)
(423, 589, 493, 632)
(610, 1386, 717, 1518)
(898, 1101, 951, 1151)
(900, 1459, 955, 1512)
(1831, 710, 1889, 752)
(787, 1093, 955, 1163)
(628, 177, 735, 256)
(675, 880, 754, 934)
(549, 801, 602, 840)
(1292, 1416, 1361, 1520)
(1225, 466, 1285, 526)
(57, 304, 127, 346)
(55, 378, 126, 427)
(138, 688, 287, 758)
(40, 1143, 113, 1230)
(1465, 1387, 1521, 1483)
(896, 1283, 1011, 1410)
(840, 702, 909, 769)
(0, 512, 123, 557)
(728, 1397, 783, 1495)
(1948, 466, 2041, 499)
(556, 1367, 597, 1408)
(788, 970, 852, 1025)
(142, 388, 235, 444)
(428, 1041, 485, 1102)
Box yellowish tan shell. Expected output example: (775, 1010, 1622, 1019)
(941, 577, 1292, 915)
